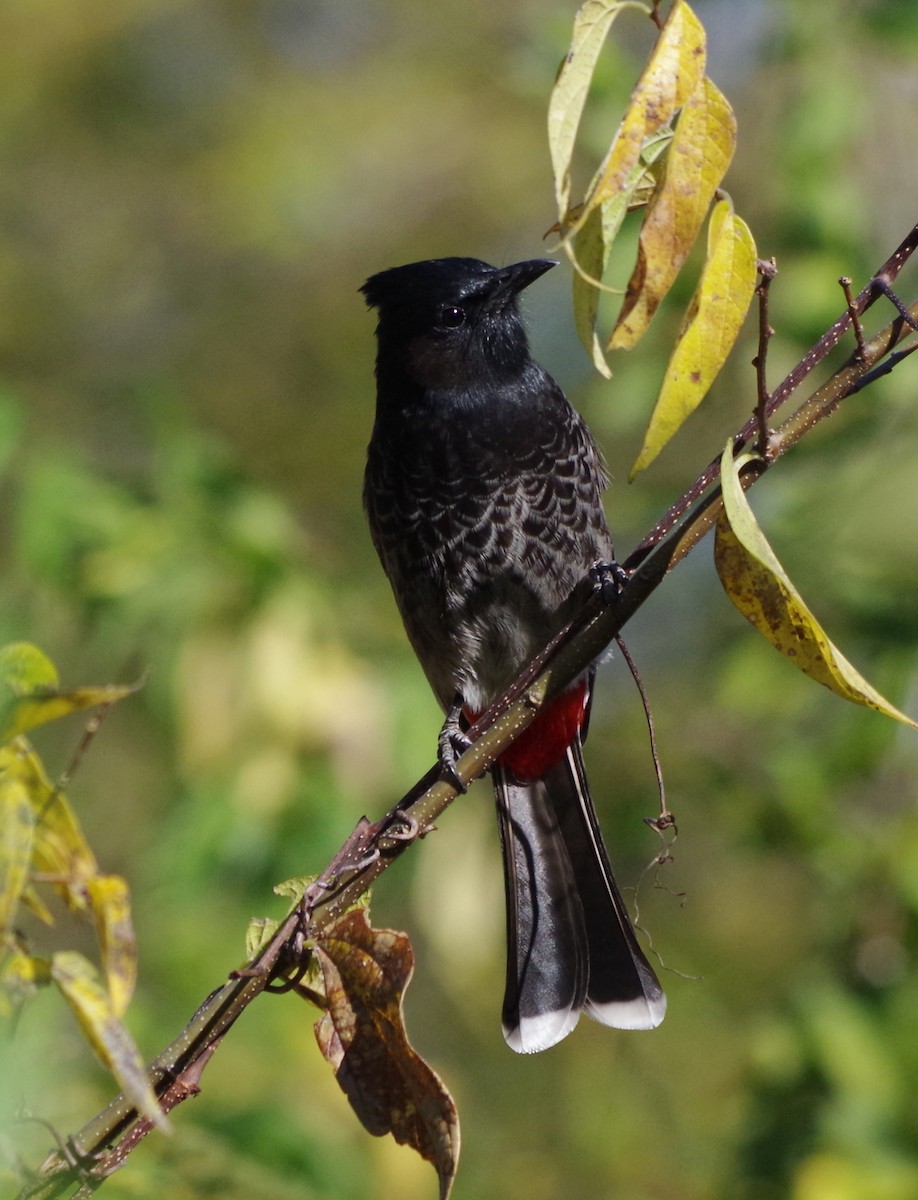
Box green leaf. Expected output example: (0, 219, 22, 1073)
(569, 129, 672, 377)
(273, 874, 317, 902)
(246, 916, 282, 958)
(571, 207, 620, 380)
(0, 643, 60, 692)
(548, 0, 632, 220)
(714, 445, 918, 730)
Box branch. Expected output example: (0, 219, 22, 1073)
(18, 224, 918, 1199)
(627, 220, 918, 566)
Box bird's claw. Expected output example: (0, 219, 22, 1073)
(591, 559, 630, 605)
(438, 697, 472, 793)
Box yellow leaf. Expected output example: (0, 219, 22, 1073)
(51, 950, 166, 1128)
(0, 642, 139, 742)
(314, 909, 460, 1200)
(0, 741, 99, 906)
(575, 0, 705, 235)
(630, 198, 756, 477)
(0, 948, 52, 1017)
(88, 875, 137, 1016)
(19, 881, 54, 925)
(715, 446, 918, 730)
(0, 683, 140, 743)
(611, 75, 736, 349)
(548, 0, 631, 218)
(0, 777, 33, 934)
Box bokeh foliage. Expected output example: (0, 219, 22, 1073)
(3, 1, 918, 1197)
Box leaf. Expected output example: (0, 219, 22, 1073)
(571, 207, 621, 380)
(0, 640, 140, 742)
(246, 915, 282, 958)
(610, 75, 736, 350)
(51, 950, 166, 1128)
(273, 873, 317, 902)
(1, 742, 144, 1031)
(88, 875, 137, 1016)
(314, 909, 460, 1200)
(574, 0, 706, 236)
(0, 948, 52, 1018)
(548, 0, 631, 219)
(274, 871, 371, 910)
(0, 643, 59, 693)
(630, 198, 756, 477)
(19, 881, 54, 925)
(0, 683, 140, 744)
(570, 129, 673, 378)
(714, 446, 918, 730)
(0, 741, 99, 909)
(0, 776, 34, 935)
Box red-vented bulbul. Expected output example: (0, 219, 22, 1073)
(362, 257, 665, 1052)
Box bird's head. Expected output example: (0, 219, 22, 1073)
(361, 257, 556, 390)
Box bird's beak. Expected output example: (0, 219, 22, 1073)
(491, 258, 557, 302)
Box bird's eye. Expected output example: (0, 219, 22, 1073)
(438, 305, 466, 328)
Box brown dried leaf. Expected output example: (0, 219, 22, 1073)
(314, 909, 459, 1200)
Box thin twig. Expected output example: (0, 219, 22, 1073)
(871, 275, 918, 330)
(850, 338, 918, 393)
(55, 704, 113, 796)
(840, 276, 866, 358)
(753, 257, 777, 459)
(614, 635, 670, 828)
(627, 220, 918, 568)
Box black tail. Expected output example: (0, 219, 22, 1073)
(494, 739, 666, 1053)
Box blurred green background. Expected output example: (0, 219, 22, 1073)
(3, 0, 918, 1197)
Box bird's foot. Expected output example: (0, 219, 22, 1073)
(590, 559, 630, 605)
(438, 695, 472, 793)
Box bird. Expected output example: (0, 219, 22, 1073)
(361, 256, 666, 1053)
